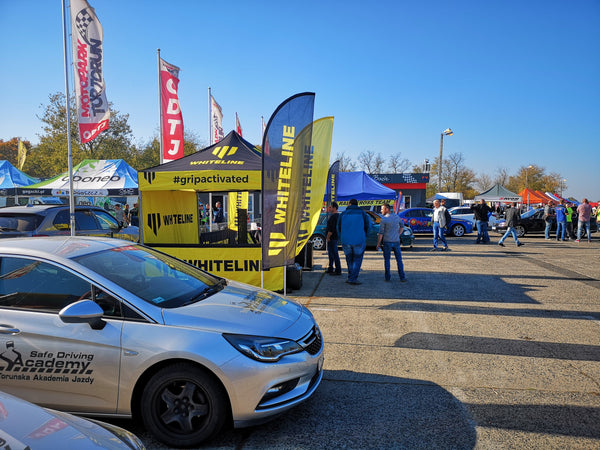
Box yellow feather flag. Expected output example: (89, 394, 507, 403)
(17, 140, 26, 170)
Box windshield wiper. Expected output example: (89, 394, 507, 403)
(183, 278, 227, 305)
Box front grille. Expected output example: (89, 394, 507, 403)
(299, 326, 323, 355)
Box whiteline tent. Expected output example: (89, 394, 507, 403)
(0, 160, 38, 195)
(474, 184, 521, 203)
(337, 171, 396, 205)
(19, 159, 138, 197)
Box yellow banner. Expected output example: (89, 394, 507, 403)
(142, 191, 199, 244)
(228, 191, 249, 231)
(155, 246, 284, 291)
(17, 140, 26, 170)
(139, 170, 261, 191)
(297, 117, 334, 253)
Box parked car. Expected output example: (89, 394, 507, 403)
(397, 208, 474, 237)
(493, 207, 597, 238)
(0, 204, 138, 242)
(309, 211, 415, 251)
(0, 236, 323, 447)
(448, 206, 500, 229)
(0, 389, 144, 449)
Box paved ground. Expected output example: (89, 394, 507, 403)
(121, 232, 600, 449)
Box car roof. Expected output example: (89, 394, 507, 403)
(0, 236, 130, 260)
(0, 205, 107, 214)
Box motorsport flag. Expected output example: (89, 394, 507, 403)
(235, 112, 243, 137)
(159, 58, 184, 162)
(17, 140, 26, 170)
(70, 0, 110, 143)
(296, 117, 334, 253)
(326, 159, 340, 210)
(211, 95, 224, 144)
(262, 92, 315, 269)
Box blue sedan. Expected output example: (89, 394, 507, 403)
(397, 208, 474, 237)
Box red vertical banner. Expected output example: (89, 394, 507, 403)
(160, 58, 184, 162)
(70, 0, 110, 143)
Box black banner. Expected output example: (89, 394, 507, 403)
(261, 93, 315, 269)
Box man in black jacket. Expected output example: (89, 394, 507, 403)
(497, 203, 524, 247)
(471, 199, 492, 244)
(325, 202, 342, 275)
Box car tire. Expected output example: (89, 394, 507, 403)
(141, 362, 228, 448)
(310, 234, 326, 251)
(515, 225, 526, 238)
(450, 224, 466, 237)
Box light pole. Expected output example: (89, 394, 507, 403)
(561, 179, 566, 198)
(525, 165, 533, 205)
(438, 128, 453, 191)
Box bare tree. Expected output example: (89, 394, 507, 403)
(475, 173, 493, 193)
(389, 152, 411, 173)
(493, 168, 510, 186)
(334, 152, 357, 172)
(358, 150, 378, 174)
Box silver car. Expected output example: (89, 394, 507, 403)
(0, 389, 144, 449)
(0, 237, 323, 447)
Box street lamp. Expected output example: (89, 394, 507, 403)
(525, 164, 533, 205)
(438, 128, 453, 191)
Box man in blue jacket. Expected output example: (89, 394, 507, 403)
(337, 199, 371, 285)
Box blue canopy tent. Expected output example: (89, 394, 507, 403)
(0, 160, 38, 195)
(337, 171, 396, 201)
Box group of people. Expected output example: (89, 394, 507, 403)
(113, 203, 137, 227)
(543, 198, 595, 243)
(325, 199, 406, 285)
(198, 202, 225, 226)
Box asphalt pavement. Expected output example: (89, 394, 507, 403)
(121, 232, 600, 449)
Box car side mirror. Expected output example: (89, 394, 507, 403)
(59, 300, 106, 330)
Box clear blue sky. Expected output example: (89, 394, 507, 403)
(1, 0, 598, 200)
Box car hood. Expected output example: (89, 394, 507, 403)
(0, 391, 141, 449)
(161, 281, 312, 337)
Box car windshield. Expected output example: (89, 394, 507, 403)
(73, 244, 223, 308)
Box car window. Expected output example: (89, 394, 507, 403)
(75, 210, 100, 231)
(0, 214, 43, 232)
(405, 210, 422, 218)
(0, 257, 91, 312)
(424, 210, 433, 218)
(93, 209, 120, 230)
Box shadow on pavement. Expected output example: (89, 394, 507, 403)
(395, 332, 600, 361)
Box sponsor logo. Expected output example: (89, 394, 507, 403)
(212, 145, 238, 159)
(146, 212, 194, 236)
(0, 341, 95, 385)
(143, 172, 156, 185)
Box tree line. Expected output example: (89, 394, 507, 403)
(1, 92, 565, 199)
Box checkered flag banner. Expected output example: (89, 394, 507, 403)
(70, 0, 110, 144)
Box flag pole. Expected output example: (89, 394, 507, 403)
(157, 49, 163, 164)
(62, 0, 75, 236)
(208, 87, 212, 145)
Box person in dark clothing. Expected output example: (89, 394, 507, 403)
(214, 202, 224, 223)
(471, 199, 492, 243)
(337, 199, 371, 285)
(497, 203, 524, 247)
(325, 202, 342, 275)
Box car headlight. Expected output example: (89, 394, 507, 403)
(223, 334, 303, 362)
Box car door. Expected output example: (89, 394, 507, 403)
(0, 256, 122, 413)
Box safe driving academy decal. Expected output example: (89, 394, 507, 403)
(0, 341, 95, 385)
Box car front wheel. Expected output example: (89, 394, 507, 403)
(310, 234, 326, 251)
(141, 363, 228, 447)
(515, 225, 526, 238)
(450, 224, 466, 237)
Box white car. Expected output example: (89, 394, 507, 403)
(0, 236, 323, 447)
(448, 206, 500, 229)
